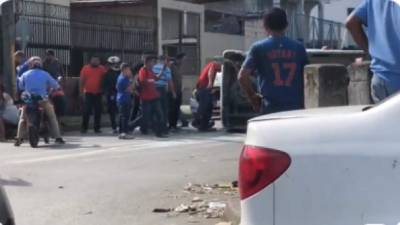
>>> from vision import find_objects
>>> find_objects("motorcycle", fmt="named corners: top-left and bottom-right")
top-left (21, 92), bottom-right (50, 148)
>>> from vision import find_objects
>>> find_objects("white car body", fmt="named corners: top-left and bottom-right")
top-left (240, 94), bottom-right (400, 225)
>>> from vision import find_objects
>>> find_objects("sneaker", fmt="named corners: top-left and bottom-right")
top-left (14, 138), bottom-right (23, 147)
top-left (94, 130), bottom-right (102, 134)
top-left (55, 138), bottom-right (66, 144)
top-left (119, 133), bottom-right (135, 140)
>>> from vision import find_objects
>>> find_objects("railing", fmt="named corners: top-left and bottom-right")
top-left (15, 0), bottom-right (157, 73)
top-left (288, 14), bottom-right (345, 49)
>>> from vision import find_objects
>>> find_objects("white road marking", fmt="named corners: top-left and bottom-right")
top-left (1, 138), bottom-right (235, 166)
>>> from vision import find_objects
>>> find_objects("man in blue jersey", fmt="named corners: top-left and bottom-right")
top-left (239, 8), bottom-right (308, 114)
top-left (346, 0), bottom-right (400, 103)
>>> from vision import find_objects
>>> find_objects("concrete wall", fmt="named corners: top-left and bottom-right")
top-left (202, 32), bottom-right (245, 63)
top-left (244, 19), bottom-right (266, 50)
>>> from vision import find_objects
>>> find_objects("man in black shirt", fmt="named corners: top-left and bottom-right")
top-left (103, 56), bottom-right (121, 134)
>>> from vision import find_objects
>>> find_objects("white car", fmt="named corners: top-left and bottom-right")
top-left (239, 94), bottom-right (400, 225)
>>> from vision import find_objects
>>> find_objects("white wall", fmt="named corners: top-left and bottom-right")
top-left (244, 19), bottom-right (266, 50)
top-left (311, 0), bottom-right (362, 23)
top-left (202, 32), bottom-right (245, 62)
top-left (157, 0), bottom-right (204, 56)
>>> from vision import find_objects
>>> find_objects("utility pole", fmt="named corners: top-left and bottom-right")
top-left (1, 0), bottom-right (16, 97)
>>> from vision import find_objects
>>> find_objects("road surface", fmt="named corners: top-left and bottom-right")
top-left (0, 129), bottom-right (244, 225)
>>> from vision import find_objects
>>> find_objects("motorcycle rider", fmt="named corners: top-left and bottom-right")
top-left (15, 56), bottom-right (66, 146)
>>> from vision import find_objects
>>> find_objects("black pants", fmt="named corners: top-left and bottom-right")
top-left (156, 87), bottom-right (168, 132)
top-left (168, 91), bottom-right (182, 128)
top-left (82, 93), bottom-right (102, 132)
top-left (106, 94), bottom-right (118, 130)
top-left (130, 95), bottom-right (141, 122)
top-left (52, 95), bottom-right (66, 117)
top-left (142, 99), bottom-right (164, 136)
top-left (196, 88), bottom-right (213, 130)
top-left (118, 101), bottom-right (132, 134)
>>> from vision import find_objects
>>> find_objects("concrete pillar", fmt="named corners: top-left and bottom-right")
top-left (304, 64), bottom-right (349, 108)
top-left (347, 62), bottom-right (373, 105)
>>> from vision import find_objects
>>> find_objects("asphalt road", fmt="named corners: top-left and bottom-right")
top-left (0, 129), bottom-right (244, 225)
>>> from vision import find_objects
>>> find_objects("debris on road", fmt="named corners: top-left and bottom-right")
top-left (175, 204), bottom-right (190, 213)
top-left (153, 208), bottom-right (172, 213)
top-left (215, 222), bottom-right (232, 225)
top-left (155, 182), bottom-right (238, 222)
top-left (192, 196), bottom-right (203, 202)
top-left (184, 182), bottom-right (238, 195)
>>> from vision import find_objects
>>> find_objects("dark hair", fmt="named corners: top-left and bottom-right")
top-left (120, 62), bottom-right (130, 71)
top-left (46, 49), bottom-right (55, 56)
top-left (144, 55), bottom-right (157, 64)
top-left (132, 62), bottom-right (144, 74)
top-left (263, 8), bottom-right (288, 32)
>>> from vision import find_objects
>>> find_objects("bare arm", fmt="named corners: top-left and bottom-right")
top-left (207, 67), bottom-right (217, 89)
top-left (238, 68), bottom-right (261, 112)
top-left (346, 14), bottom-right (369, 52)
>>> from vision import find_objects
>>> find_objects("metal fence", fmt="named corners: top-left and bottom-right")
top-left (287, 14), bottom-right (345, 49)
top-left (15, 0), bottom-right (157, 75)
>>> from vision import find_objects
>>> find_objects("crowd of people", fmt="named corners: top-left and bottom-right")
top-left (5, 46), bottom-right (221, 145)
top-left (79, 52), bottom-right (220, 139)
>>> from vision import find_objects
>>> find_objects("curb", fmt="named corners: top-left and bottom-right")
top-left (223, 198), bottom-right (241, 225)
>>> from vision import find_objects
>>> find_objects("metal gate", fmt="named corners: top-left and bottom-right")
top-left (16, 0), bottom-right (157, 76)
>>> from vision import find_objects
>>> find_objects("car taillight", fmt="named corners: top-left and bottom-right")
top-left (239, 145), bottom-right (291, 200)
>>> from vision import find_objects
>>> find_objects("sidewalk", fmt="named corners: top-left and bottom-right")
top-left (62, 105), bottom-right (194, 132)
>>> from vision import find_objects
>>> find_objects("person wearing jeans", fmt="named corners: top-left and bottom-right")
top-left (80, 56), bottom-right (107, 133)
top-left (153, 56), bottom-right (176, 134)
top-left (116, 63), bottom-right (134, 140)
top-left (195, 59), bottom-right (222, 131)
top-left (138, 55), bottom-right (167, 138)
top-left (346, 0), bottom-right (400, 103)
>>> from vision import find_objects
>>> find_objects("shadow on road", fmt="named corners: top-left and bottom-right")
top-left (0, 177), bottom-right (32, 187)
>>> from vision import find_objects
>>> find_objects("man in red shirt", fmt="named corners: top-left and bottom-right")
top-left (195, 59), bottom-right (222, 131)
top-left (80, 56), bottom-right (107, 134)
top-left (138, 55), bottom-right (167, 138)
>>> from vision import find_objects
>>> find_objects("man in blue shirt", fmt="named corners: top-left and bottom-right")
top-left (15, 56), bottom-right (65, 146)
top-left (346, 0), bottom-right (400, 103)
top-left (116, 63), bottom-right (134, 140)
top-left (152, 56), bottom-right (176, 133)
top-left (239, 8), bottom-right (308, 114)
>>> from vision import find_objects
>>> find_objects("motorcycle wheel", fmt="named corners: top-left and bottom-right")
top-left (28, 126), bottom-right (39, 148)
